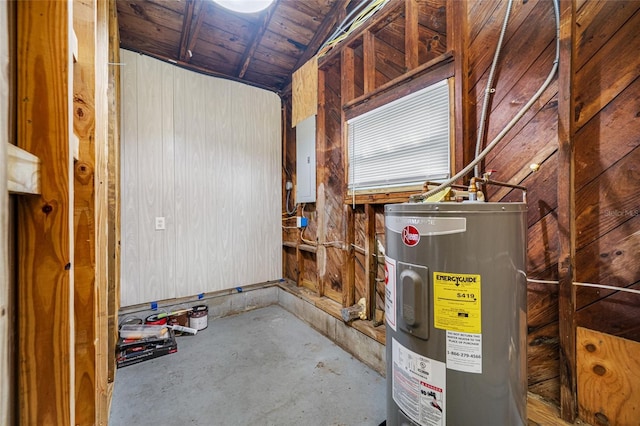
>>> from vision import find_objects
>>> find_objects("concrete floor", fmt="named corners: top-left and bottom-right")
top-left (110, 305), bottom-right (386, 425)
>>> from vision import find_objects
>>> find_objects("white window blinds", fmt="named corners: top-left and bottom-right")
top-left (347, 79), bottom-right (451, 191)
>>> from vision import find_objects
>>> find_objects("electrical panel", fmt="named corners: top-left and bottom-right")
top-left (296, 115), bottom-right (316, 203)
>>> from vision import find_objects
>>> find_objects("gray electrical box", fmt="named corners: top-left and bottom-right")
top-left (296, 115), bottom-right (316, 203)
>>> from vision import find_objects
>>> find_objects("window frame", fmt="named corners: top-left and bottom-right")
top-left (344, 78), bottom-right (456, 200)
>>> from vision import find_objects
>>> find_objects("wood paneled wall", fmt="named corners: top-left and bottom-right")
top-left (120, 50), bottom-right (282, 307)
top-left (282, 0), bottom-right (640, 419)
top-left (472, 0), bottom-right (640, 410)
top-left (572, 0), bottom-right (640, 340)
top-left (466, 0), bottom-right (562, 405)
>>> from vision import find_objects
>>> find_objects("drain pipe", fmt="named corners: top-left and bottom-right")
top-left (415, 0), bottom-right (560, 202)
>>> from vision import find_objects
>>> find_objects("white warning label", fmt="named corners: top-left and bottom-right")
top-left (392, 338), bottom-right (446, 426)
top-left (446, 331), bottom-right (482, 374)
top-left (385, 257), bottom-right (397, 331)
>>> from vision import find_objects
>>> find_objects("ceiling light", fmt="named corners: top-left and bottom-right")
top-left (212, 0), bottom-right (275, 14)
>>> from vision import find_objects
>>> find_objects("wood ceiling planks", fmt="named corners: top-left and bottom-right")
top-left (117, 0), bottom-right (348, 93)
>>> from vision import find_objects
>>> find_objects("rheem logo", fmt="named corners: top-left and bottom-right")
top-left (402, 225), bottom-right (420, 247)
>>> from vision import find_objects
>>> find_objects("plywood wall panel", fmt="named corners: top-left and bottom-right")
top-left (204, 79), bottom-right (230, 289)
top-left (161, 64), bottom-right (176, 301)
top-left (172, 67), bottom-right (188, 300)
top-left (577, 327), bottom-right (640, 425)
top-left (121, 50), bottom-right (140, 305)
top-left (230, 75), bottom-right (281, 289)
top-left (292, 56), bottom-right (318, 127)
top-left (186, 72), bottom-right (209, 295)
top-left (120, 51), bottom-right (282, 306)
top-left (136, 53), bottom-right (166, 302)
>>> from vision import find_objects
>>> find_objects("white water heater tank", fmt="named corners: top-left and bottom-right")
top-left (384, 202), bottom-right (527, 425)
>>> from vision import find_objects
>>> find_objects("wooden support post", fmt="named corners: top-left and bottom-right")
top-left (342, 204), bottom-right (355, 308)
top-left (73, 0), bottom-right (111, 423)
top-left (363, 31), bottom-right (376, 93)
top-left (17, 1), bottom-right (75, 424)
top-left (73, 1), bottom-right (97, 422)
top-left (405, 0), bottom-right (419, 71)
top-left (448, 0), bottom-right (469, 174)
top-left (341, 48), bottom-right (355, 104)
top-left (316, 69), bottom-right (327, 297)
top-left (107, 0), bottom-right (121, 388)
top-left (557, 0), bottom-right (577, 421)
top-left (364, 204), bottom-right (376, 319)
top-left (94, 0), bottom-right (110, 422)
top-left (0, 2), bottom-right (12, 424)
top-left (296, 204), bottom-right (304, 288)
top-left (340, 47), bottom-right (355, 308)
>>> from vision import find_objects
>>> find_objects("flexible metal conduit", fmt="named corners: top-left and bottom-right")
top-left (474, 0), bottom-right (514, 178)
top-left (418, 0), bottom-right (561, 200)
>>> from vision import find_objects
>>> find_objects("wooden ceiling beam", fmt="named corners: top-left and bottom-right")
top-left (237, 0), bottom-right (280, 79)
top-left (177, 0), bottom-right (196, 60)
top-left (184, 1), bottom-right (206, 63)
top-left (294, 0), bottom-right (345, 71)
top-left (178, 0), bottom-right (206, 63)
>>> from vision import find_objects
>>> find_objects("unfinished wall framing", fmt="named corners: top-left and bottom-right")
top-left (282, 0), bottom-right (640, 421)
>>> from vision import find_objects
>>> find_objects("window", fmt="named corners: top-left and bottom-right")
top-left (347, 79), bottom-right (451, 192)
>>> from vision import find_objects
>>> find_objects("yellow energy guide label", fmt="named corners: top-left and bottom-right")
top-left (433, 272), bottom-right (481, 334)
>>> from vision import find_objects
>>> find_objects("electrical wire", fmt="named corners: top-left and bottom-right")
top-left (418, 0), bottom-right (560, 200)
top-left (351, 243), bottom-right (365, 253)
top-left (300, 227), bottom-right (316, 245)
top-left (285, 189), bottom-right (297, 215)
top-left (574, 282), bottom-right (640, 296)
top-left (527, 278), bottom-right (640, 296)
top-left (297, 204), bottom-right (345, 248)
top-left (321, 0), bottom-right (370, 48)
top-left (474, 0), bottom-right (514, 178)
top-left (318, 0), bottom-right (390, 57)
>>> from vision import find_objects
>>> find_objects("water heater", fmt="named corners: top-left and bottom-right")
top-left (384, 202), bottom-right (527, 426)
